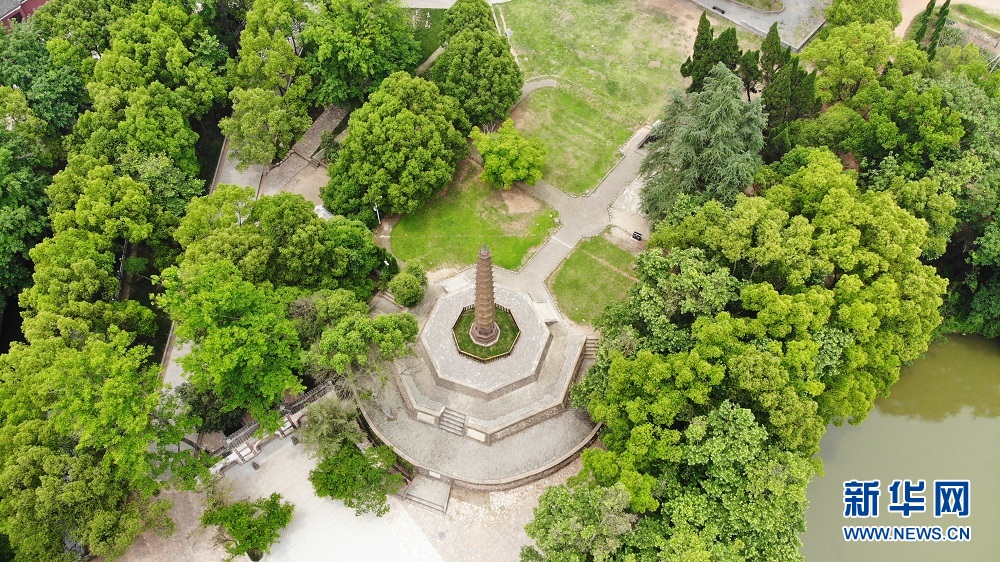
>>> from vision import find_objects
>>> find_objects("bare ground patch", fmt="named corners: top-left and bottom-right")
top-left (501, 186), bottom-right (543, 214)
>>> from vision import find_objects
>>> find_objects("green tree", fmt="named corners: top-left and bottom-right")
top-left (50, 163), bottom-right (155, 244)
top-left (18, 228), bottom-right (117, 318)
top-left (429, 28), bottom-right (522, 127)
top-left (223, 0), bottom-right (312, 170)
top-left (157, 260), bottom-right (304, 432)
top-left (230, 0), bottom-right (308, 92)
top-left (0, 22), bottom-right (85, 133)
top-left (300, 292), bottom-right (418, 384)
top-left (322, 72), bottom-right (469, 223)
top-left (761, 57), bottom-right (820, 161)
top-left (219, 86), bottom-right (312, 170)
top-left (737, 49), bottom-right (761, 101)
top-left (89, 0), bottom-right (227, 118)
top-left (309, 443), bottom-right (403, 516)
top-left (847, 73), bottom-right (964, 172)
top-left (0, 86), bottom-right (51, 310)
top-left (176, 186), bottom-right (384, 295)
top-left (0, 331), bottom-right (203, 561)
top-left (117, 150), bottom-right (205, 218)
top-left (927, 0), bottom-right (952, 61)
top-left (680, 12), bottom-right (714, 92)
top-left (640, 64), bottom-right (765, 222)
top-left (522, 479), bottom-right (637, 562)
top-left (825, 0), bottom-right (902, 28)
top-left (913, 0), bottom-right (936, 44)
top-left (800, 21), bottom-right (898, 103)
top-left (388, 262), bottom-right (428, 307)
top-left (176, 383), bottom-right (246, 434)
top-left (31, 0), bottom-right (127, 78)
top-left (201, 493), bottom-right (294, 561)
top-left (710, 28), bottom-right (741, 75)
top-left (470, 119), bottom-right (545, 190)
top-left (298, 395), bottom-right (365, 458)
top-left (442, 0), bottom-right (495, 39)
top-left (864, 157), bottom-right (956, 259)
top-left (303, 0), bottom-right (420, 105)
top-left (658, 402), bottom-right (813, 561)
top-left (759, 22), bottom-right (790, 87)
top-left (681, 21), bottom-right (742, 94)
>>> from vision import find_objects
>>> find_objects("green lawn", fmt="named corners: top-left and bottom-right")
top-left (513, 88), bottom-right (633, 194)
top-left (409, 8), bottom-right (447, 63)
top-left (549, 235), bottom-right (637, 325)
top-left (952, 4), bottom-right (1000, 33)
top-left (503, 0), bottom-right (762, 195)
top-left (503, 0), bottom-right (688, 193)
top-left (391, 160), bottom-right (558, 271)
top-left (453, 308), bottom-right (520, 360)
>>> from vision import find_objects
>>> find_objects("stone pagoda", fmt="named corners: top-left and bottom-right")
top-left (470, 245), bottom-right (500, 345)
top-left (360, 244), bottom-right (597, 499)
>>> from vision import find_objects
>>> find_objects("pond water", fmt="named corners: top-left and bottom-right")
top-left (801, 335), bottom-right (1000, 560)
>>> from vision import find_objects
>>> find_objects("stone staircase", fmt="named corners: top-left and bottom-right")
top-left (402, 474), bottom-right (452, 514)
top-left (583, 337), bottom-right (599, 360)
top-left (438, 408), bottom-right (466, 436)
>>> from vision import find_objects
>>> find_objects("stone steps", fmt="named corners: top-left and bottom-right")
top-left (439, 408), bottom-right (466, 435)
top-left (584, 338), bottom-right (599, 360)
top-left (402, 475), bottom-right (451, 514)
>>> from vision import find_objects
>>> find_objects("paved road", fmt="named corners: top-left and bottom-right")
top-left (689, 0), bottom-right (831, 50)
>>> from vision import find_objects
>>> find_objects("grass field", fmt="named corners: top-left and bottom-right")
top-left (513, 88), bottom-right (633, 194)
top-left (409, 9), bottom-right (447, 63)
top-left (952, 4), bottom-right (1000, 33)
top-left (453, 308), bottom-right (520, 360)
top-left (503, 0), bottom-right (689, 194)
top-left (391, 160), bottom-right (558, 271)
top-left (549, 235), bottom-right (637, 325)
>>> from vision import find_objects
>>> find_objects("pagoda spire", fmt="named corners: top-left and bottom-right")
top-left (471, 245), bottom-right (499, 345)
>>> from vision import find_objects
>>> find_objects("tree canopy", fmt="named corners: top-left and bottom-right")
top-left (429, 28), bottom-right (522, 128)
top-left (322, 72), bottom-right (469, 223)
top-left (303, 0), bottom-right (420, 105)
top-left (442, 0), bottom-right (495, 40)
top-left (825, 0), bottom-right (902, 28)
top-left (640, 64), bottom-right (765, 222)
top-left (470, 119), bottom-right (545, 190)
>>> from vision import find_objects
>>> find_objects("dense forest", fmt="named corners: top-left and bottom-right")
top-left (523, 1), bottom-right (1000, 560)
top-left (0, 0), bottom-right (527, 558)
top-left (0, 0), bottom-right (997, 560)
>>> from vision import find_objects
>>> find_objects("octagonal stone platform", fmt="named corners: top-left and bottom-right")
top-left (420, 286), bottom-right (551, 400)
top-left (363, 274), bottom-right (598, 489)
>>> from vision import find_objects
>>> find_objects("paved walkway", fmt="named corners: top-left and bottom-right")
top-left (689, 0), bottom-right (831, 50)
top-left (388, 123), bottom-right (650, 325)
top-left (503, 126), bottom-right (650, 289)
top-left (212, 138), bottom-right (265, 192)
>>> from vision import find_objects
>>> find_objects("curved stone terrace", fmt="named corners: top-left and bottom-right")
top-left (361, 379), bottom-right (598, 489)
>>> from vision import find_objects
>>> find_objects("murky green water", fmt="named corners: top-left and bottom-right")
top-left (801, 335), bottom-right (1000, 561)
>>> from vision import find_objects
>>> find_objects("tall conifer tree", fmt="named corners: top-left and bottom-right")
top-left (681, 12), bottom-right (715, 92)
top-left (913, 0), bottom-right (936, 44)
top-left (760, 22), bottom-right (790, 87)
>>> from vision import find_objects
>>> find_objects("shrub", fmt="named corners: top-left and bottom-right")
top-left (309, 442), bottom-right (404, 516)
top-left (389, 262), bottom-right (428, 307)
top-left (201, 493), bottom-right (295, 561)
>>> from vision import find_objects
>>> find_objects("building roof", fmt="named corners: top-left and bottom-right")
top-left (0, 0), bottom-right (23, 18)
